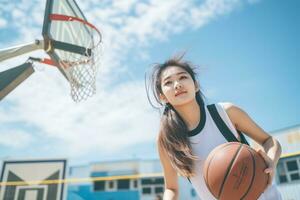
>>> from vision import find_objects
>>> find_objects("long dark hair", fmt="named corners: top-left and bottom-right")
top-left (145, 54), bottom-right (204, 177)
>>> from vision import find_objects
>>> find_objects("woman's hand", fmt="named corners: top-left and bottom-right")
top-left (257, 149), bottom-right (276, 187)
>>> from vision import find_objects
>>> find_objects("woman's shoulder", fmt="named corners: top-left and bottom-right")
top-left (211, 101), bottom-right (236, 111)
top-left (210, 102), bottom-right (245, 120)
top-left (213, 102), bottom-right (249, 126)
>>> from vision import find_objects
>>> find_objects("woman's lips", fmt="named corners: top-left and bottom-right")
top-left (175, 91), bottom-right (187, 97)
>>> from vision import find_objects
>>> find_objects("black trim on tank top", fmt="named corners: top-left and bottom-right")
top-left (188, 96), bottom-right (206, 137)
top-left (207, 104), bottom-right (249, 145)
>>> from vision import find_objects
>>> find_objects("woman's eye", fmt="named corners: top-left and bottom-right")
top-left (180, 76), bottom-right (188, 80)
top-left (164, 81), bottom-right (172, 85)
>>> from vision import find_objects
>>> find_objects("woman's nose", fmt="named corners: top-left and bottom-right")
top-left (174, 81), bottom-right (182, 89)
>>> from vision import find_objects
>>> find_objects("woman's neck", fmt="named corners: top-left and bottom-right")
top-left (173, 99), bottom-right (200, 131)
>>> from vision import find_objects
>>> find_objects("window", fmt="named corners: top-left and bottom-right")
top-left (94, 181), bottom-right (105, 191)
top-left (290, 173), bottom-right (300, 181)
top-left (154, 178), bottom-right (164, 184)
top-left (141, 178), bottom-right (152, 185)
top-left (142, 187), bottom-right (151, 194)
top-left (277, 157), bottom-right (300, 184)
top-left (141, 177), bottom-right (164, 196)
top-left (133, 180), bottom-right (138, 188)
top-left (141, 178), bottom-right (164, 185)
top-left (155, 186), bottom-right (164, 194)
top-left (108, 181), bottom-right (113, 188)
top-left (277, 162), bottom-right (287, 184)
top-left (279, 175), bottom-right (288, 183)
top-left (108, 181), bottom-right (115, 189)
top-left (117, 179), bottom-right (130, 190)
top-left (94, 179), bottom-right (137, 192)
top-left (105, 180), bottom-right (117, 191)
top-left (287, 160), bottom-right (298, 171)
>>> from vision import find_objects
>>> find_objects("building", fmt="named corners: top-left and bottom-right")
top-left (2, 124), bottom-right (299, 200)
top-left (271, 124), bottom-right (300, 199)
top-left (67, 159), bottom-right (198, 200)
top-left (67, 124), bottom-right (300, 200)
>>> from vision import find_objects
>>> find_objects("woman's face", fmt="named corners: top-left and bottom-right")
top-left (159, 66), bottom-right (198, 107)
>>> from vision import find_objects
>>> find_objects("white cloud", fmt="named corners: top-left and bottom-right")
top-left (0, 0), bottom-right (261, 162)
top-left (0, 18), bottom-right (7, 28)
top-left (0, 130), bottom-right (34, 148)
top-left (1, 74), bottom-right (160, 158)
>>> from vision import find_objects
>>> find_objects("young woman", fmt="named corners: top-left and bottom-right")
top-left (146, 55), bottom-right (282, 200)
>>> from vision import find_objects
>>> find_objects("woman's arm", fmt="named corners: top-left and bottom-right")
top-left (223, 103), bottom-right (282, 185)
top-left (157, 139), bottom-right (179, 200)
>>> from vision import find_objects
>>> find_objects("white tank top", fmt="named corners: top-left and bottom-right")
top-left (188, 102), bottom-right (282, 200)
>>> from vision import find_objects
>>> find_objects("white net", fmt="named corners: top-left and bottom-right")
top-left (52, 18), bottom-right (102, 102)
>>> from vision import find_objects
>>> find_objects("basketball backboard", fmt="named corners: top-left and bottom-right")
top-left (42, 0), bottom-right (94, 78)
top-left (0, 0), bottom-right (101, 102)
top-left (42, 0), bottom-right (101, 101)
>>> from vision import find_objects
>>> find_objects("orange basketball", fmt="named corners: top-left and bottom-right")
top-left (203, 142), bottom-right (269, 200)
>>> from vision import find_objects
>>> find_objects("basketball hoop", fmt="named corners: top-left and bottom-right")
top-left (47, 14), bottom-right (102, 102)
top-left (0, 0), bottom-right (103, 102)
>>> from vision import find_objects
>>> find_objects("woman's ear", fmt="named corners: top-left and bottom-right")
top-left (195, 83), bottom-right (200, 92)
top-left (159, 93), bottom-right (168, 104)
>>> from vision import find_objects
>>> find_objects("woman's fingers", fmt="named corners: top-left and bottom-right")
top-left (257, 150), bottom-right (274, 186)
top-left (265, 168), bottom-right (273, 185)
top-left (264, 168), bottom-right (272, 173)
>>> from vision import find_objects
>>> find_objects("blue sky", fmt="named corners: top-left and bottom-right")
top-left (142, 0), bottom-right (300, 131)
top-left (0, 0), bottom-right (299, 166)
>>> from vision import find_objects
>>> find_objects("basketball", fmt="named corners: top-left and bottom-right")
top-left (203, 142), bottom-right (269, 200)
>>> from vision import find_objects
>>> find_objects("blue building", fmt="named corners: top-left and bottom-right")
top-left (67, 124), bottom-right (300, 200)
top-left (67, 159), bottom-right (198, 200)
top-left (251, 124), bottom-right (300, 199)
top-left (1, 126), bottom-right (299, 200)
top-left (271, 124), bottom-right (300, 199)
